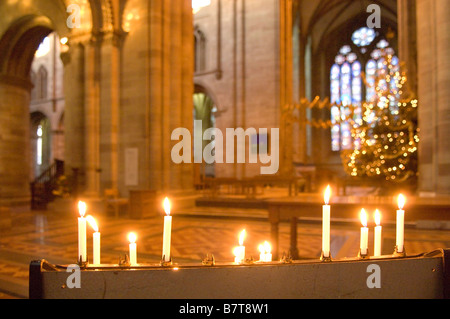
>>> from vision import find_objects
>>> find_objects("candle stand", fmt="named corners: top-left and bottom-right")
top-left (393, 246), bottom-right (407, 258)
top-left (30, 249), bottom-right (450, 299)
top-left (320, 251), bottom-right (332, 263)
top-left (357, 249), bottom-right (370, 260)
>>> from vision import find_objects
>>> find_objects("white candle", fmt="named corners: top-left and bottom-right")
top-left (128, 232), bottom-right (137, 265)
top-left (374, 209), bottom-right (382, 257)
top-left (162, 197), bottom-right (172, 262)
top-left (77, 201), bottom-right (87, 263)
top-left (86, 215), bottom-right (100, 265)
top-left (396, 194), bottom-right (406, 253)
top-left (258, 241), bottom-right (272, 262)
top-left (360, 209), bottom-right (369, 256)
top-left (322, 185), bottom-right (331, 258)
top-left (234, 229), bottom-right (246, 263)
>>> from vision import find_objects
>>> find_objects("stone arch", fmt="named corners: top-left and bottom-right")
top-left (193, 83), bottom-right (219, 179)
top-left (0, 0), bottom-right (93, 208)
top-left (0, 15), bottom-right (53, 84)
top-left (30, 111), bottom-right (52, 178)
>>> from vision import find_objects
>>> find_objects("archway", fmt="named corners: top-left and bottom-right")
top-left (0, 15), bottom-right (54, 208)
top-left (193, 84), bottom-right (218, 184)
top-left (0, 0), bottom-right (95, 208)
top-left (30, 112), bottom-right (52, 179)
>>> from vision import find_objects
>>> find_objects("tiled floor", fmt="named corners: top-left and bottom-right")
top-left (1, 203), bottom-right (450, 299)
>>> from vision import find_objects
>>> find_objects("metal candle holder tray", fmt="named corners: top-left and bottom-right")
top-left (29, 249), bottom-right (450, 299)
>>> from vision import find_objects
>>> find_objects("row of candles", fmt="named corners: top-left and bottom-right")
top-left (77, 197), bottom-right (172, 266)
top-left (322, 186), bottom-right (406, 259)
top-left (76, 187), bottom-right (407, 266)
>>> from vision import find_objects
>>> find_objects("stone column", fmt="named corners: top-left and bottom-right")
top-left (279, 0), bottom-right (294, 175)
top-left (99, 31), bottom-right (123, 193)
top-left (180, 0), bottom-right (194, 190)
top-left (84, 35), bottom-right (102, 197)
top-left (397, 0), bottom-right (418, 95)
top-left (148, 0), bottom-right (194, 192)
top-left (416, 0), bottom-right (450, 195)
top-left (62, 44), bottom-right (85, 181)
top-left (0, 76), bottom-right (31, 208)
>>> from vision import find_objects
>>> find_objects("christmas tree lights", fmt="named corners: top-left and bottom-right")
top-left (340, 50), bottom-right (419, 183)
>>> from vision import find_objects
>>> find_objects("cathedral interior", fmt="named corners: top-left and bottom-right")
top-left (0, 0), bottom-right (449, 299)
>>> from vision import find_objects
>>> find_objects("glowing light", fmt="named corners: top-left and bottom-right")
top-left (360, 209), bottom-right (368, 227)
top-left (192, 0), bottom-right (211, 14)
top-left (78, 201), bottom-right (86, 217)
top-left (374, 209), bottom-right (381, 226)
top-left (397, 194), bottom-right (406, 210)
top-left (86, 215), bottom-right (98, 232)
top-left (163, 197), bottom-right (171, 216)
top-left (238, 229), bottom-right (246, 246)
top-left (324, 185), bottom-right (331, 205)
top-left (128, 232), bottom-right (137, 244)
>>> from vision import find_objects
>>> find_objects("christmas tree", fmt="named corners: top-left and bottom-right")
top-left (340, 51), bottom-right (419, 183)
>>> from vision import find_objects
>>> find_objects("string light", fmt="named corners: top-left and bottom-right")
top-left (340, 50), bottom-right (419, 183)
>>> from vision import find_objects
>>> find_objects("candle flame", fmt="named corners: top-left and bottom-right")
top-left (163, 197), bottom-right (171, 216)
top-left (397, 194), bottom-right (406, 210)
top-left (86, 215), bottom-right (98, 232)
top-left (259, 241), bottom-right (271, 254)
top-left (78, 201), bottom-right (86, 217)
top-left (128, 232), bottom-right (137, 244)
top-left (324, 185), bottom-right (331, 205)
top-left (360, 209), bottom-right (368, 227)
top-left (374, 209), bottom-right (381, 226)
top-left (238, 229), bottom-right (246, 246)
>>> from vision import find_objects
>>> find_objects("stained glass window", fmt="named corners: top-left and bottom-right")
top-left (330, 46), bottom-right (362, 151)
top-left (331, 36), bottom-right (398, 151)
top-left (352, 27), bottom-right (376, 47)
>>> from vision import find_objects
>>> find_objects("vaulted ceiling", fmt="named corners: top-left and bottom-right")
top-left (293, 0), bottom-right (398, 53)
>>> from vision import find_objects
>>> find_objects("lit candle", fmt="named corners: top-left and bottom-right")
top-left (86, 215), bottom-right (100, 265)
top-left (233, 229), bottom-right (246, 263)
top-left (162, 197), bottom-right (172, 262)
top-left (322, 185), bottom-right (331, 258)
top-left (396, 194), bottom-right (406, 253)
top-left (258, 241), bottom-right (272, 262)
top-left (360, 209), bottom-right (369, 256)
top-left (374, 209), bottom-right (382, 257)
top-left (128, 232), bottom-right (137, 265)
top-left (78, 201), bottom-right (87, 263)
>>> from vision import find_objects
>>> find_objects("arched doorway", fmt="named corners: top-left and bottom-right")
top-left (0, 15), bottom-right (54, 208)
top-left (193, 84), bottom-right (218, 184)
top-left (30, 112), bottom-right (52, 179)
top-left (0, 0), bottom-right (91, 208)
top-left (29, 31), bottom-right (66, 180)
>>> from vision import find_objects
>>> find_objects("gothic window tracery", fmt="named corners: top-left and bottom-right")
top-left (330, 27), bottom-right (398, 152)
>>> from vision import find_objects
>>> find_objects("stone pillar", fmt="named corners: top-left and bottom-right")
top-left (148, 0), bottom-right (194, 192)
top-left (84, 36), bottom-right (102, 197)
top-left (99, 32), bottom-right (123, 193)
top-left (0, 76), bottom-right (31, 207)
top-left (279, 0), bottom-right (294, 175)
top-left (180, 0), bottom-right (194, 190)
top-left (397, 0), bottom-right (418, 94)
top-left (416, 0), bottom-right (450, 195)
top-left (62, 44), bottom-right (85, 181)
